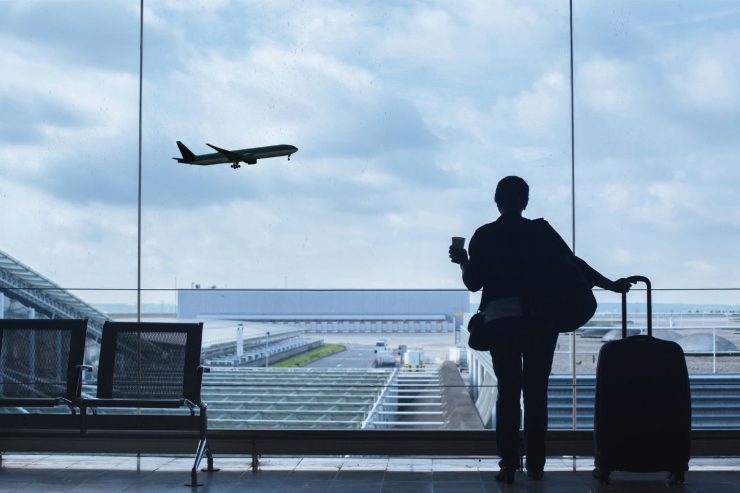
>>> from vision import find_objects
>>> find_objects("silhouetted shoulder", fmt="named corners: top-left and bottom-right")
top-left (472, 221), bottom-right (499, 237)
top-left (532, 217), bottom-right (553, 228)
top-left (528, 218), bottom-right (559, 237)
top-left (468, 222), bottom-right (496, 255)
top-left (470, 220), bottom-right (507, 247)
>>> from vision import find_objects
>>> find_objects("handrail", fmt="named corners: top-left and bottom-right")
top-left (2, 429), bottom-right (738, 463)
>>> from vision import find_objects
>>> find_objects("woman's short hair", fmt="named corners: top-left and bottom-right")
top-left (494, 176), bottom-right (529, 211)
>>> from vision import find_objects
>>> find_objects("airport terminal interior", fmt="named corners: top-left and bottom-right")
top-left (2, 1), bottom-right (740, 492)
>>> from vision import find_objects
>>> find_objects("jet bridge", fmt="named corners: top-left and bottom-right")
top-left (0, 250), bottom-right (109, 341)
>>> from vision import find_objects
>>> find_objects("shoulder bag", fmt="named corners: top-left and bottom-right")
top-left (522, 219), bottom-right (597, 333)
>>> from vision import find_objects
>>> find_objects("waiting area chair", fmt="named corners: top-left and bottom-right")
top-left (0, 318), bottom-right (88, 428)
top-left (81, 321), bottom-right (214, 486)
top-left (0, 319), bottom-right (214, 487)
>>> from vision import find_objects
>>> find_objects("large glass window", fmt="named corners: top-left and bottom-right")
top-left (1, 0), bottom-right (738, 435)
top-left (0, 1), bottom-right (139, 303)
top-left (138, 1), bottom-right (571, 430)
top-left (140, 1), bottom-right (572, 292)
top-left (570, 1), bottom-right (740, 428)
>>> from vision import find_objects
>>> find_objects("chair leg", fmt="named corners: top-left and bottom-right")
top-left (187, 469), bottom-right (200, 488)
top-left (185, 439), bottom-right (207, 487)
top-left (250, 439), bottom-right (261, 471)
top-left (201, 442), bottom-right (220, 472)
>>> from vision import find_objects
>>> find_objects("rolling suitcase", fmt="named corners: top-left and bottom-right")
top-left (593, 276), bottom-right (691, 484)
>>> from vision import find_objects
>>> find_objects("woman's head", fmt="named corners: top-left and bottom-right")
top-left (494, 176), bottom-right (529, 214)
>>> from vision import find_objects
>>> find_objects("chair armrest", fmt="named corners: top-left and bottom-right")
top-left (73, 365), bottom-right (94, 400)
top-left (54, 397), bottom-right (77, 414)
top-left (182, 398), bottom-right (208, 416)
top-left (183, 398), bottom-right (196, 415)
top-left (82, 398), bottom-right (191, 409)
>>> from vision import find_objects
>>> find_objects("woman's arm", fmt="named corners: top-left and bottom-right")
top-left (540, 219), bottom-right (633, 294)
top-left (573, 257), bottom-right (633, 293)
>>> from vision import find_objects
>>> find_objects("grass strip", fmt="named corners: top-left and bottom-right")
top-left (271, 343), bottom-right (346, 368)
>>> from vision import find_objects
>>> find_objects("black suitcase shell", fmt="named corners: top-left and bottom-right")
top-left (593, 276), bottom-right (691, 483)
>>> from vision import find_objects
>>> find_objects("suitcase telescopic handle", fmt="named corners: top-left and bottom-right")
top-left (621, 275), bottom-right (652, 338)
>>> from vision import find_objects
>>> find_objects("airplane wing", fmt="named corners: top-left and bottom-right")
top-left (206, 143), bottom-right (244, 161)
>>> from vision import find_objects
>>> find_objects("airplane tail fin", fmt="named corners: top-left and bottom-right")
top-left (176, 141), bottom-right (196, 162)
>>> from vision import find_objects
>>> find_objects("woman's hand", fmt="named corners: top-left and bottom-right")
top-left (449, 246), bottom-right (468, 265)
top-left (610, 277), bottom-right (635, 293)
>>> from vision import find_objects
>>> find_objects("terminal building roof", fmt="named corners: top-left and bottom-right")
top-left (0, 249), bottom-right (109, 340)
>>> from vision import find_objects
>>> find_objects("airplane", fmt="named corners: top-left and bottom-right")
top-left (174, 141), bottom-right (298, 169)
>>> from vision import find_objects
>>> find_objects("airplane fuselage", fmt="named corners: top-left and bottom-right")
top-left (175, 143), bottom-right (298, 166)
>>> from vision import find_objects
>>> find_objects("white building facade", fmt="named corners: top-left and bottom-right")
top-left (177, 290), bottom-right (469, 334)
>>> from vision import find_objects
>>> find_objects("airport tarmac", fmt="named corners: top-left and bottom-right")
top-left (307, 323), bottom-right (740, 375)
top-left (303, 345), bottom-right (377, 369)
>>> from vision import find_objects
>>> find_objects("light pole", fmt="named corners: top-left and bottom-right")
top-left (236, 323), bottom-right (244, 360)
top-left (265, 331), bottom-right (270, 368)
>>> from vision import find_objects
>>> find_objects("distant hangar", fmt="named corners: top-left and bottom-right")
top-left (177, 289), bottom-right (469, 333)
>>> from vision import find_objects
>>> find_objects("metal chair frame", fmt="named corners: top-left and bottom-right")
top-left (80, 321), bottom-right (215, 486)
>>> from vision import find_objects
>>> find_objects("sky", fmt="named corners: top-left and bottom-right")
top-left (1, 0), bottom-right (739, 306)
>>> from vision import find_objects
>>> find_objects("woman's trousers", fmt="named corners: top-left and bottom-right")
top-left (488, 318), bottom-right (559, 471)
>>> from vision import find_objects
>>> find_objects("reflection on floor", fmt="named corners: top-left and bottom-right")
top-left (0, 455), bottom-right (738, 492)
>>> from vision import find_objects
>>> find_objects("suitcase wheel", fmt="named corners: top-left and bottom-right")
top-left (668, 471), bottom-right (685, 484)
top-left (592, 467), bottom-right (610, 484)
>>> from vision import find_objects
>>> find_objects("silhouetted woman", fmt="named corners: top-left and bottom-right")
top-left (449, 176), bottom-right (632, 483)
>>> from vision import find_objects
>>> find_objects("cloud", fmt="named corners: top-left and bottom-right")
top-left (151, 0), bottom-right (231, 13)
top-left (601, 182), bottom-right (630, 212)
top-left (486, 71), bottom-right (569, 147)
top-left (0, 41), bottom-right (139, 197)
top-left (0, 1), bottom-right (139, 71)
top-left (0, 96), bottom-right (85, 144)
top-left (0, 0), bottom-right (568, 211)
top-left (685, 259), bottom-right (718, 275)
top-left (135, 187), bottom-right (475, 290)
top-left (0, 180), bottom-right (138, 295)
top-left (670, 55), bottom-right (740, 112)
top-left (134, 39), bottom-right (447, 206)
top-left (165, 45), bottom-right (439, 161)
top-left (308, 94), bottom-right (440, 159)
top-left (580, 58), bottom-right (640, 115)
top-left (271, 0), bottom-right (549, 70)
top-left (589, 174), bottom-right (710, 234)
top-left (510, 72), bottom-right (568, 133)
top-left (1, 0), bottom-right (739, 299)
top-left (613, 248), bottom-right (633, 265)
top-left (510, 147), bottom-right (554, 163)
top-left (0, 43), bottom-right (142, 204)
top-left (652, 26), bottom-right (740, 114)
top-left (0, 7), bottom-right (444, 207)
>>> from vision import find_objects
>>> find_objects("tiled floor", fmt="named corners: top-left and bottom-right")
top-left (0, 455), bottom-right (738, 492)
